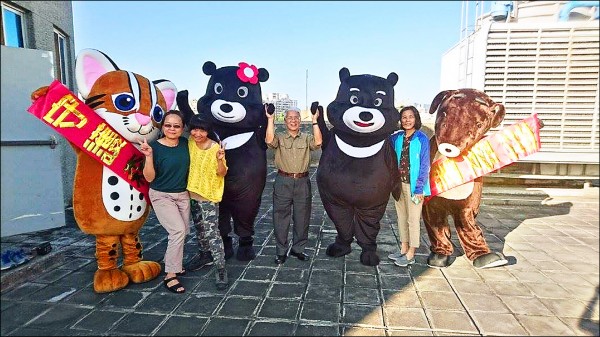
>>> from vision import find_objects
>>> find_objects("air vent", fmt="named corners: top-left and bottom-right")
top-left (484, 26), bottom-right (599, 152)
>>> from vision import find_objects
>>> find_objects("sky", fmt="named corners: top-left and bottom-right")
top-left (72, 1), bottom-right (490, 110)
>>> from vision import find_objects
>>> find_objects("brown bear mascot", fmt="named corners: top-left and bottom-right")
top-left (423, 88), bottom-right (509, 269)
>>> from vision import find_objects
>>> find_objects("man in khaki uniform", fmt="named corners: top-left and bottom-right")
top-left (265, 106), bottom-right (322, 264)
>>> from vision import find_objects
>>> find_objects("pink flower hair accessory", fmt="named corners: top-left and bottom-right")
top-left (237, 62), bottom-right (259, 85)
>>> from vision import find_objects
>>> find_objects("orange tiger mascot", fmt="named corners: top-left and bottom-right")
top-left (31, 49), bottom-right (177, 293)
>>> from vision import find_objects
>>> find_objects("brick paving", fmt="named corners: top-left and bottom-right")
top-left (1, 166), bottom-right (598, 336)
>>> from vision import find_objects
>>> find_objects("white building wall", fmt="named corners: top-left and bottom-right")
top-left (440, 21), bottom-right (490, 90)
top-left (440, 2), bottom-right (599, 168)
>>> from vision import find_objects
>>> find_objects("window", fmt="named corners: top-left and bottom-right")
top-left (53, 29), bottom-right (69, 86)
top-left (1, 3), bottom-right (26, 47)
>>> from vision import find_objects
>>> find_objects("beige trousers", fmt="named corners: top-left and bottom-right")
top-left (394, 182), bottom-right (424, 248)
top-left (149, 188), bottom-right (190, 274)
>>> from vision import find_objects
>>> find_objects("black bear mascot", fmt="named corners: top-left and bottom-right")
top-left (177, 61), bottom-right (269, 261)
top-left (313, 67), bottom-right (400, 266)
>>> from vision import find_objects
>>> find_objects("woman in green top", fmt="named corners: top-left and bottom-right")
top-left (140, 110), bottom-right (190, 294)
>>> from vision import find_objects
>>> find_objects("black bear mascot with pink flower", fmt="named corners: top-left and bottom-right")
top-left (177, 62), bottom-right (270, 261)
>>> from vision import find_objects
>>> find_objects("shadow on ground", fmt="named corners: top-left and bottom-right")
top-left (1, 166), bottom-right (598, 336)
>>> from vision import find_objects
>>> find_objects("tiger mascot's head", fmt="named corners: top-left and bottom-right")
top-left (75, 49), bottom-right (177, 145)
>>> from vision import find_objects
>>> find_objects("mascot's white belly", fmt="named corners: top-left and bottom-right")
top-left (101, 166), bottom-right (147, 221)
top-left (433, 151), bottom-right (474, 200)
top-left (222, 131), bottom-right (253, 150)
top-left (335, 135), bottom-right (385, 158)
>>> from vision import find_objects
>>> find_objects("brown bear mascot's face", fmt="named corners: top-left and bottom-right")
top-left (429, 88), bottom-right (505, 157)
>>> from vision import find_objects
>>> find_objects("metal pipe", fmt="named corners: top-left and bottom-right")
top-left (1, 136), bottom-right (57, 149)
top-left (558, 1), bottom-right (600, 21)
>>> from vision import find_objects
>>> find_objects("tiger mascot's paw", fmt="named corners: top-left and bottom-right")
top-left (30, 86), bottom-right (49, 101)
top-left (93, 269), bottom-right (129, 293)
top-left (122, 260), bottom-right (161, 283)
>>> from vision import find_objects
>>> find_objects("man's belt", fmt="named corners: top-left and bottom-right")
top-left (278, 169), bottom-right (308, 179)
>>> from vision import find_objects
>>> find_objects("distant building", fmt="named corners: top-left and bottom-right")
top-left (396, 103), bottom-right (434, 122)
top-left (265, 93), bottom-right (299, 120)
top-left (1, 0), bottom-right (76, 236)
top-left (441, 0), bottom-right (599, 182)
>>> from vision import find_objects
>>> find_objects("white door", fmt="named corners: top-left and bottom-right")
top-left (1, 46), bottom-right (66, 237)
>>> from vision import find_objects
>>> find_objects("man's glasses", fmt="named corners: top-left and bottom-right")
top-left (163, 124), bottom-right (182, 129)
top-left (285, 117), bottom-right (300, 121)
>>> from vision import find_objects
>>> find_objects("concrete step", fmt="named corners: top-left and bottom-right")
top-left (481, 185), bottom-right (599, 207)
top-left (1, 249), bottom-right (66, 293)
top-left (484, 173), bottom-right (598, 188)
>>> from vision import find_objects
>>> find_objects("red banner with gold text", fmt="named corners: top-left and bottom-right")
top-left (429, 114), bottom-right (541, 197)
top-left (27, 80), bottom-right (149, 201)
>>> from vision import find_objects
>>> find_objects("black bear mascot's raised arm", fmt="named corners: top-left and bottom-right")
top-left (313, 67), bottom-right (400, 266)
top-left (177, 61), bottom-right (269, 261)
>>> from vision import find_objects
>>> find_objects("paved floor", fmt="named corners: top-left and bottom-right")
top-left (1, 167), bottom-right (598, 336)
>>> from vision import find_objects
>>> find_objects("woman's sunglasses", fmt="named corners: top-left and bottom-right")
top-left (163, 124), bottom-right (182, 129)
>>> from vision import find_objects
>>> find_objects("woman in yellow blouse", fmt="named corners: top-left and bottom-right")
top-left (185, 115), bottom-right (229, 290)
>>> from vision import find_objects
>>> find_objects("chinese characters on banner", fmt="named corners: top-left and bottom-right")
top-left (429, 114), bottom-right (542, 197)
top-left (28, 80), bottom-right (149, 201)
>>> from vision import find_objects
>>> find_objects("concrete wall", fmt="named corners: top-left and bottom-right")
top-left (11, 0), bottom-right (75, 91)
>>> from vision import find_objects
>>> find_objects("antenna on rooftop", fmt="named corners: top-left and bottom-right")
top-left (305, 69), bottom-right (308, 113)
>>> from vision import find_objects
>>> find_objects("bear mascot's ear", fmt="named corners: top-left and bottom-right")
top-left (490, 103), bottom-right (506, 128)
top-left (203, 61), bottom-right (217, 76)
top-left (75, 48), bottom-right (119, 99)
top-left (339, 67), bottom-right (351, 81)
top-left (386, 72), bottom-right (398, 86)
top-left (429, 90), bottom-right (457, 114)
top-left (257, 68), bottom-right (269, 83)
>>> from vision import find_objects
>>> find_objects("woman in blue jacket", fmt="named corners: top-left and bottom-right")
top-left (389, 106), bottom-right (431, 267)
